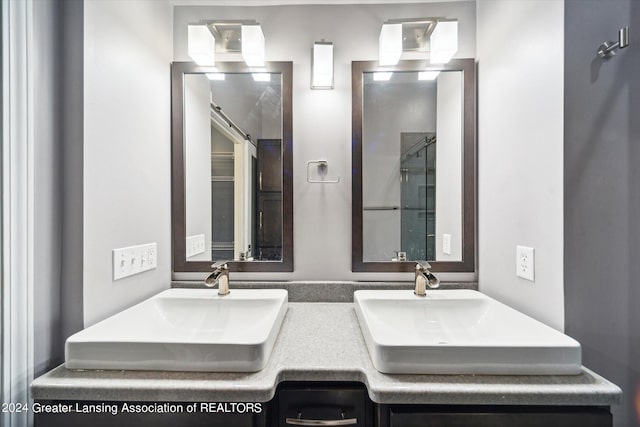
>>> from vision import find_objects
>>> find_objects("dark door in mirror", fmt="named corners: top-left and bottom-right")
top-left (256, 139), bottom-right (283, 260)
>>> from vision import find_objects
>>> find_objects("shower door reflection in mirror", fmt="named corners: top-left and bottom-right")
top-left (362, 70), bottom-right (463, 263)
top-left (400, 132), bottom-right (437, 261)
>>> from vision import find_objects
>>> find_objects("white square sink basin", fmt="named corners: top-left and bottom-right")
top-left (65, 288), bottom-right (288, 372)
top-left (354, 289), bottom-right (581, 375)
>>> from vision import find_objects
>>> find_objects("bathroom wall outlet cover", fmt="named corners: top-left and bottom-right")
top-left (516, 245), bottom-right (535, 281)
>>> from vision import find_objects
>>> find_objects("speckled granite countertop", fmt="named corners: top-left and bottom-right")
top-left (31, 302), bottom-right (621, 406)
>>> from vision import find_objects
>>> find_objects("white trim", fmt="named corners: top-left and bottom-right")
top-left (1, 0), bottom-right (35, 425)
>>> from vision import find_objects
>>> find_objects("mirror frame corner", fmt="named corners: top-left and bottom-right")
top-left (171, 61), bottom-right (294, 273)
top-left (351, 58), bottom-right (476, 273)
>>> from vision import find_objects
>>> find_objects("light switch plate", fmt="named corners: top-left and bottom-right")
top-left (442, 233), bottom-right (452, 255)
top-left (186, 234), bottom-right (206, 258)
top-left (516, 245), bottom-right (535, 281)
top-left (113, 242), bottom-right (157, 281)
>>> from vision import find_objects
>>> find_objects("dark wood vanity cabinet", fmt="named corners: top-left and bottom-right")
top-left (33, 400), bottom-right (270, 427)
top-left (32, 400), bottom-right (613, 427)
top-left (377, 404), bottom-right (612, 427)
top-left (275, 383), bottom-right (373, 427)
top-left (33, 387), bottom-right (613, 427)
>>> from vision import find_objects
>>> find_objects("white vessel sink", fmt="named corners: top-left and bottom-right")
top-left (354, 289), bottom-right (581, 375)
top-left (66, 288), bottom-right (288, 372)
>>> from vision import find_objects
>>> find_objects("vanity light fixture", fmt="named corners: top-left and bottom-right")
top-left (195, 21), bottom-right (266, 67)
top-left (373, 72), bottom-right (393, 81)
top-left (206, 73), bottom-right (225, 81)
top-left (377, 18), bottom-right (458, 66)
top-left (241, 24), bottom-right (266, 66)
top-left (418, 70), bottom-right (440, 80)
top-left (430, 20), bottom-right (458, 64)
top-left (188, 24), bottom-right (216, 66)
top-left (379, 23), bottom-right (402, 66)
top-left (252, 73), bottom-right (271, 82)
top-left (311, 41), bottom-right (334, 89)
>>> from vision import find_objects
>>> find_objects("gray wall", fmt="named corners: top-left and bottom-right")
top-left (184, 74), bottom-right (212, 261)
top-left (82, 0), bottom-right (173, 326)
top-left (32, 0), bottom-right (84, 376)
top-left (59, 0), bottom-right (84, 365)
top-left (564, 1), bottom-right (640, 426)
top-left (476, 0), bottom-right (565, 330)
top-left (33, 0), bottom-right (63, 375)
top-left (435, 72), bottom-right (462, 261)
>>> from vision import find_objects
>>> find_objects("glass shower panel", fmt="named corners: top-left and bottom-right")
top-left (400, 133), bottom-right (436, 260)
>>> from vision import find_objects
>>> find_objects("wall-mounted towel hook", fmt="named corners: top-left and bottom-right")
top-left (306, 160), bottom-right (340, 184)
top-left (598, 26), bottom-right (630, 59)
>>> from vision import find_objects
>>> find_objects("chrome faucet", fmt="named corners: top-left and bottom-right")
top-left (204, 261), bottom-right (230, 296)
top-left (414, 261), bottom-right (440, 296)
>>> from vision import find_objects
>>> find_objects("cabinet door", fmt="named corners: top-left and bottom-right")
top-left (34, 401), bottom-right (268, 427)
top-left (277, 385), bottom-right (372, 427)
top-left (258, 139), bottom-right (282, 192)
top-left (388, 406), bottom-right (612, 427)
top-left (256, 193), bottom-right (282, 260)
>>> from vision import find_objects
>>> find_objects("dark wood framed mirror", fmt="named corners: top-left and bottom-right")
top-left (352, 59), bottom-right (475, 272)
top-left (172, 61), bottom-right (293, 273)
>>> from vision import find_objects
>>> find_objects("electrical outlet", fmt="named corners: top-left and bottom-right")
top-left (516, 245), bottom-right (535, 281)
top-left (442, 233), bottom-right (452, 255)
top-left (112, 242), bottom-right (158, 281)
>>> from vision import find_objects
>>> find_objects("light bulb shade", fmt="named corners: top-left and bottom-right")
top-left (252, 73), bottom-right (271, 82)
top-left (206, 73), bottom-right (225, 81)
top-left (241, 25), bottom-right (265, 67)
top-left (373, 72), bottom-right (393, 81)
top-left (418, 70), bottom-right (440, 80)
top-left (430, 20), bottom-right (458, 64)
top-left (379, 23), bottom-right (402, 66)
top-left (188, 25), bottom-right (216, 66)
top-left (311, 42), bottom-right (334, 89)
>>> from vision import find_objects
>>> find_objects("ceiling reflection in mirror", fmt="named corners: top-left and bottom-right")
top-left (183, 72), bottom-right (282, 263)
top-left (362, 70), bottom-right (462, 263)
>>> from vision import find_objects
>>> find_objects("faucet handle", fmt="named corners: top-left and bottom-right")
top-left (394, 251), bottom-right (407, 262)
top-left (210, 260), bottom-right (229, 271)
top-left (415, 260), bottom-right (432, 271)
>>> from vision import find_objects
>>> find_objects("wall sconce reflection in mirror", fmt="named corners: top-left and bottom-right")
top-left (598, 26), bottom-right (630, 59)
top-left (378, 18), bottom-right (458, 66)
top-left (187, 21), bottom-right (266, 67)
top-left (311, 41), bottom-right (334, 89)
